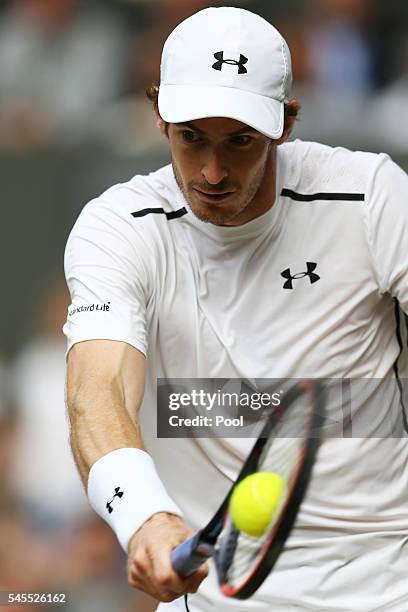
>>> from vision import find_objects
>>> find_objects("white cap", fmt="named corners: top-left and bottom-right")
top-left (158, 7), bottom-right (292, 139)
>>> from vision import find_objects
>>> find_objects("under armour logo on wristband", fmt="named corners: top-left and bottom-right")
top-left (106, 487), bottom-right (124, 514)
top-left (212, 51), bottom-right (248, 74)
top-left (281, 262), bottom-right (320, 290)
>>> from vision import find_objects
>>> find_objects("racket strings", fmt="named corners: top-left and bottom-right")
top-left (219, 397), bottom-right (310, 588)
top-left (224, 439), bottom-right (302, 584)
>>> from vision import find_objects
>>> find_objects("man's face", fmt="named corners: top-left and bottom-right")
top-left (168, 117), bottom-right (274, 226)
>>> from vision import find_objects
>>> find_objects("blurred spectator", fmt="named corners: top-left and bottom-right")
top-left (90, 95), bottom-right (167, 156)
top-left (367, 75), bottom-right (408, 154)
top-left (0, 356), bottom-right (17, 544)
top-left (365, 2), bottom-right (408, 154)
top-left (370, 1), bottom-right (408, 88)
top-left (9, 275), bottom-right (89, 527)
top-left (3, 271), bottom-right (160, 609)
top-left (90, 0), bottom-right (214, 155)
top-left (130, 0), bottom-right (214, 91)
top-left (0, 0), bottom-right (129, 149)
top-left (305, 0), bottom-right (375, 96)
top-left (0, 359), bottom-right (14, 496)
top-left (287, 0), bottom-right (381, 149)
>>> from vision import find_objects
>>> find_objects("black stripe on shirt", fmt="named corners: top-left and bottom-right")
top-left (393, 298), bottom-right (408, 434)
top-left (281, 189), bottom-right (365, 202)
top-left (131, 207), bottom-right (188, 220)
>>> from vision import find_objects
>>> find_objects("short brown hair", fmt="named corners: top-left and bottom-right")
top-left (146, 83), bottom-right (160, 112)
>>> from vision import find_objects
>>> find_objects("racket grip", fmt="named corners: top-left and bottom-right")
top-left (171, 532), bottom-right (213, 577)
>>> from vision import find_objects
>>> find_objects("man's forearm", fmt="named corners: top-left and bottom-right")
top-left (64, 341), bottom-right (178, 554)
top-left (67, 377), bottom-right (143, 487)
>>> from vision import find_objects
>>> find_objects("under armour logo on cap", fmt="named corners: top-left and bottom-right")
top-left (158, 7), bottom-right (293, 139)
top-left (106, 486), bottom-right (124, 514)
top-left (212, 51), bottom-right (248, 74)
top-left (281, 262), bottom-right (320, 290)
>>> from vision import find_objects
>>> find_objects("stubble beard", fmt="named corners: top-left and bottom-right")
top-left (171, 157), bottom-right (268, 227)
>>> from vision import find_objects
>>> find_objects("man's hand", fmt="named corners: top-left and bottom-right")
top-left (127, 512), bottom-right (208, 602)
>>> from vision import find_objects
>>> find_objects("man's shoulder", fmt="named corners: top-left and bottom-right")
top-left (93, 163), bottom-right (179, 214)
top-left (281, 140), bottom-right (384, 197)
top-left (282, 139), bottom-right (381, 169)
top-left (75, 163), bottom-right (185, 230)
top-left (67, 163), bottom-right (185, 257)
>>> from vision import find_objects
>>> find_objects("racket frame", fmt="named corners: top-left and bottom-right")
top-left (171, 379), bottom-right (326, 599)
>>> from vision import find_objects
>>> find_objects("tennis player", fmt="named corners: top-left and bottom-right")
top-left (64, 7), bottom-right (408, 611)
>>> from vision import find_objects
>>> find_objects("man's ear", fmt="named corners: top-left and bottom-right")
top-left (154, 110), bottom-right (168, 136)
top-left (274, 99), bottom-right (301, 145)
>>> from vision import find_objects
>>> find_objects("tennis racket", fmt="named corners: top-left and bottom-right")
top-left (171, 379), bottom-right (326, 599)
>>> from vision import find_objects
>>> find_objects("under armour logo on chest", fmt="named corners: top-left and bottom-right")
top-left (106, 486), bottom-right (124, 514)
top-left (212, 51), bottom-right (248, 74)
top-left (281, 262), bottom-right (320, 290)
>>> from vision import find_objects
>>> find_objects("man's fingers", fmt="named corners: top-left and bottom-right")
top-left (185, 563), bottom-right (209, 593)
top-left (128, 548), bottom-right (153, 586)
top-left (148, 546), bottom-right (208, 600)
top-left (153, 546), bottom-right (189, 591)
top-left (129, 554), bottom-right (208, 601)
top-left (129, 553), bottom-right (183, 602)
top-left (126, 514), bottom-right (208, 602)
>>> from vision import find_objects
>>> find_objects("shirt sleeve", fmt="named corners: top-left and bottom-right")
top-left (63, 198), bottom-right (152, 356)
top-left (364, 154), bottom-right (408, 313)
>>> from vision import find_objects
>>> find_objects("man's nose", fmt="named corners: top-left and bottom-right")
top-left (201, 150), bottom-right (228, 185)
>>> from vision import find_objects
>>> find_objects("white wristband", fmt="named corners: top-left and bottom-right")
top-left (87, 447), bottom-right (183, 553)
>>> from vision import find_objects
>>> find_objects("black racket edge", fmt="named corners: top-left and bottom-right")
top-left (221, 380), bottom-right (327, 599)
top-left (189, 381), bottom-right (322, 548)
top-left (171, 381), bottom-right (325, 578)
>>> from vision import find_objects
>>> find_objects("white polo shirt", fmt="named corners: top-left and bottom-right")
top-left (64, 140), bottom-right (408, 611)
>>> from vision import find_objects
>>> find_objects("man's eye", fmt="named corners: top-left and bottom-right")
top-left (182, 130), bottom-right (200, 143)
top-left (230, 135), bottom-right (253, 146)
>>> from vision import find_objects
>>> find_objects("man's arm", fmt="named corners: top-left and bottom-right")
top-left (66, 339), bottom-right (207, 602)
top-left (66, 339), bottom-right (145, 482)
top-left (364, 155), bottom-right (408, 311)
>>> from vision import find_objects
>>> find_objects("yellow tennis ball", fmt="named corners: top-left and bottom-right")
top-left (229, 472), bottom-right (284, 537)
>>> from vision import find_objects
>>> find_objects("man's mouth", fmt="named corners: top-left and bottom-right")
top-left (193, 188), bottom-right (235, 202)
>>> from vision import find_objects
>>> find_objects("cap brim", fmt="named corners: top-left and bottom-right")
top-left (158, 84), bottom-right (284, 139)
